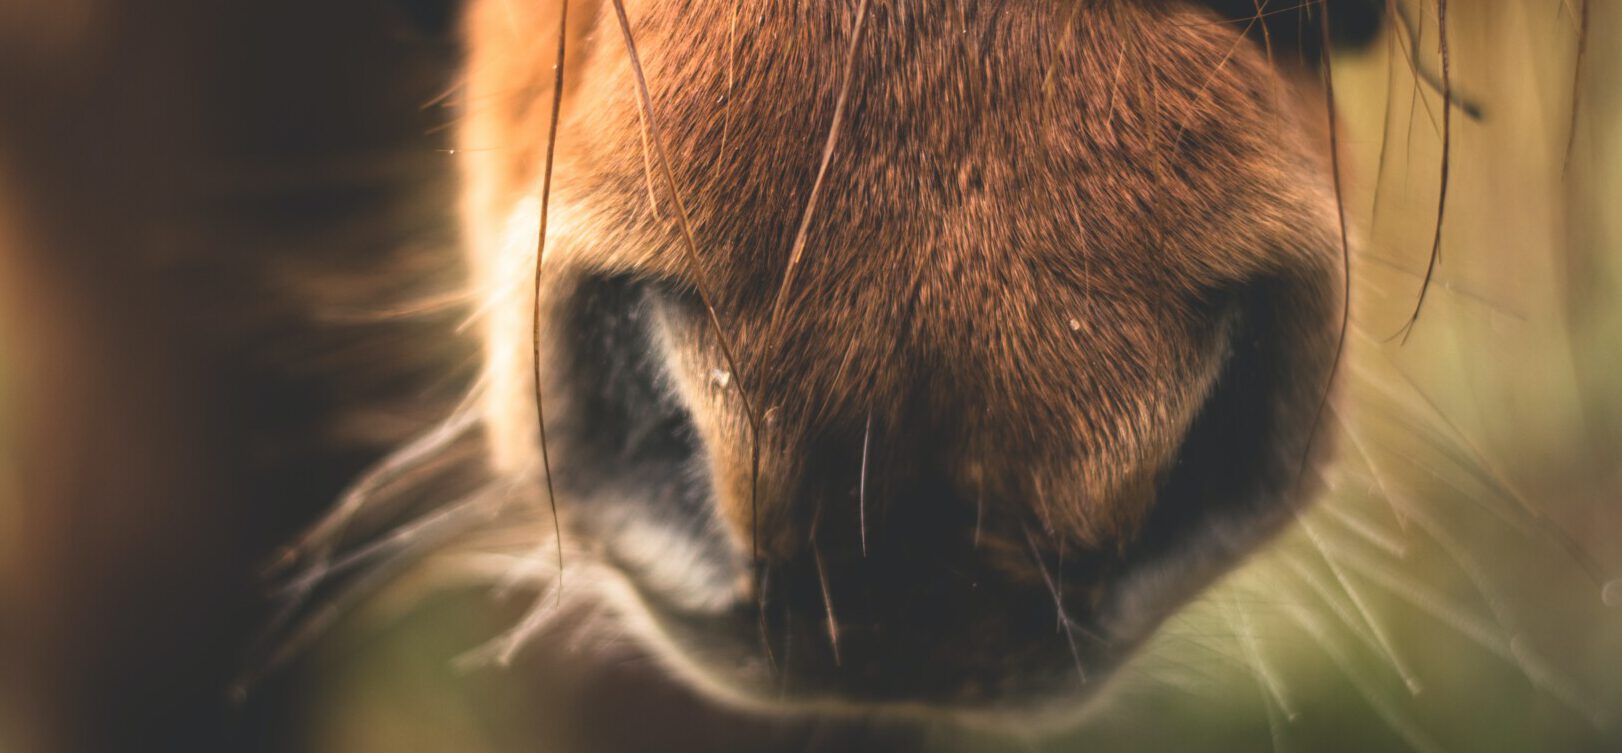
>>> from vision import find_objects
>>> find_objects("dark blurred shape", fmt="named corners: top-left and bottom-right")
top-left (0, 2), bottom-right (466, 752)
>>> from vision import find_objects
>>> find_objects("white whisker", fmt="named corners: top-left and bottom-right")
top-left (1299, 519), bottom-right (1424, 694)
top-left (1284, 605), bottom-right (1448, 753)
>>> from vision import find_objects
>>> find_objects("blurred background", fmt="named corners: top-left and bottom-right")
top-left (0, 1), bottom-right (1617, 752)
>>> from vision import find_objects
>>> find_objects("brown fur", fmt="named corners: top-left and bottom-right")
top-left (455, 0), bottom-right (1345, 708)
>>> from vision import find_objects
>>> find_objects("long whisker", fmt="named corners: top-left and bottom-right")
top-left (1321, 535), bottom-right (1610, 729)
top-left (811, 544), bottom-right (844, 667)
top-left (1299, 519), bottom-right (1424, 693)
top-left (1379, 2), bottom-right (1447, 139)
top-left (531, 0), bottom-right (572, 600)
top-left (633, 100), bottom-right (664, 218)
top-left (1220, 599), bottom-right (1288, 753)
top-left (1292, 5), bottom-right (1352, 506)
top-left (456, 581), bottom-right (564, 668)
top-left (1164, 1), bottom-right (1322, 30)
top-left (767, 0), bottom-right (873, 328)
top-left (1283, 605), bottom-right (1448, 753)
top-left (1390, 0), bottom-right (1485, 119)
top-left (1378, 360), bottom-right (1605, 582)
top-left (243, 481), bottom-right (515, 697)
top-left (1334, 400), bottom-right (1533, 626)
top-left (1390, 0), bottom-right (1452, 344)
top-left (1252, 0), bottom-right (1275, 65)
top-left (1355, 251), bottom-right (1526, 319)
top-left (758, 562), bottom-right (778, 670)
top-left (1039, 0), bottom-right (1089, 111)
top-left (275, 399), bottom-right (482, 573)
top-left (1226, 594), bottom-right (1299, 722)
top-left (606, 0), bottom-right (765, 579)
top-left (1318, 496), bottom-right (1410, 559)
top-left (859, 411), bottom-right (872, 557)
top-left (275, 483), bottom-right (507, 603)
top-left (720, 0), bottom-right (740, 171)
top-left (1170, 10), bottom-right (1263, 149)
top-left (1369, 0), bottom-right (1402, 233)
top-left (1021, 524), bottom-right (1089, 685)
top-left (1102, 39), bottom-right (1130, 131)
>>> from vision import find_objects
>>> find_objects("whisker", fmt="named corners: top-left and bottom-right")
top-left (633, 99), bottom-right (664, 218)
top-left (1347, 355), bottom-right (1548, 535)
top-left (1376, 360), bottom-right (1605, 581)
top-left (1039, 0), bottom-right (1088, 111)
top-left (1218, 607), bottom-right (1288, 753)
top-left (1332, 409), bottom-right (1530, 636)
top-left (419, 76), bottom-right (466, 111)
top-left (1369, 0), bottom-right (1403, 234)
top-left (1291, 4), bottom-right (1352, 508)
top-left (311, 288), bottom-right (475, 324)
top-left (1381, 493), bottom-right (1518, 629)
top-left (1284, 605), bottom-right (1448, 753)
top-left (1390, 0), bottom-right (1486, 119)
top-left (456, 583), bottom-right (563, 668)
top-left (1324, 536), bottom-right (1610, 729)
top-left (240, 480), bottom-right (521, 697)
top-left (1390, 0), bottom-right (1453, 345)
top-left (1386, 2), bottom-right (1443, 137)
top-left (1252, 0), bottom-right (1275, 66)
top-left (767, 0), bottom-right (873, 327)
top-left (1169, 10), bottom-right (1263, 150)
top-left (531, 0), bottom-right (572, 601)
top-left (275, 401), bottom-right (482, 572)
top-left (758, 562), bottom-right (779, 672)
top-left (1020, 524), bottom-right (1088, 686)
top-left (719, 0), bottom-right (741, 180)
top-left (1318, 495), bottom-right (1410, 559)
top-left (804, 498), bottom-right (842, 668)
top-left (859, 411), bottom-right (873, 557)
top-left (276, 483), bottom-right (508, 603)
top-left (1508, 636), bottom-right (1613, 731)
top-left (1226, 594), bottom-right (1299, 722)
top-left (237, 552), bottom-right (415, 700)
top-left (1165, 0), bottom-right (1323, 29)
top-left (1102, 38), bottom-right (1130, 133)
top-left (606, 0), bottom-right (766, 597)
top-left (1278, 554), bottom-right (1416, 683)
top-left (1355, 251), bottom-right (1527, 320)
top-left (1299, 518), bottom-right (1424, 693)
top-left (811, 544), bottom-right (844, 667)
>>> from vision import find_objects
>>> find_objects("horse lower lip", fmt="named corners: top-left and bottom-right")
top-left (616, 558), bottom-right (1116, 709)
